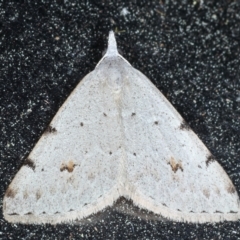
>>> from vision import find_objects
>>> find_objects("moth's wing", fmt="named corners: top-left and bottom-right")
top-left (121, 65), bottom-right (240, 223)
top-left (3, 65), bottom-right (123, 224)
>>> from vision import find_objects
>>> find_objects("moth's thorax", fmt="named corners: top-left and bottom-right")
top-left (97, 56), bottom-right (130, 93)
top-left (107, 67), bottom-right (124, 93)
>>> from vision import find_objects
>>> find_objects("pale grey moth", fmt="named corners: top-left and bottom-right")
top-left (3, 31), bottom-right (240, 224)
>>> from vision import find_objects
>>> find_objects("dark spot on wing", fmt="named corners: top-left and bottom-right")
top-left (80, 122), bottom-right (84, 126)
top-left (162, 203), bottom-right (167, 207)
top-left (154, 121), bottom-right (158, 125)
top-left (5, 187), bottom-right (17, 198)
top-left (9, 213), bottom-right (19, 216)
top-left (168, 157), bottom-right (183, 173)
top-left (55, 211), bottom-right (60, 214)
top-left (109, 151), bottom-right (112, 155)
top-left (229, 210), bottom-right (238, 213)
top-left (103, 113), bottom-right (107, 117)
top-left (206, 154), bottom-right (216, 166)
top-left (203, 189), bottom-right (210, 198)
top-left (215, 210), bottom-right (223, 213)
top-left (36, 190), bottom-right (42, 200)
top-left (60, 160), bottom-right (75, 172)
top-left (44, 125), bottom-right (57, 134)
top-left (179, 120), bottom-right (190, 130)
top-left (23, 158), bottom-right (36, 170)
top-left (25, 212), bottom-right (33, 215)
top-left (133, 153), bottom-right (136, 156)
top-left (131, 112), bottom-right (136, 116)
top-left (227, 184), bottom-right (236, 194)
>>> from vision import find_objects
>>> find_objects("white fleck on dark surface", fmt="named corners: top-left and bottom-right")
top-left (1, 0), bottom-right (240, 239)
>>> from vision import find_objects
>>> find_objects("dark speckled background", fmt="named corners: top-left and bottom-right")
top-left (1, 0), bottom-right (240, 239)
